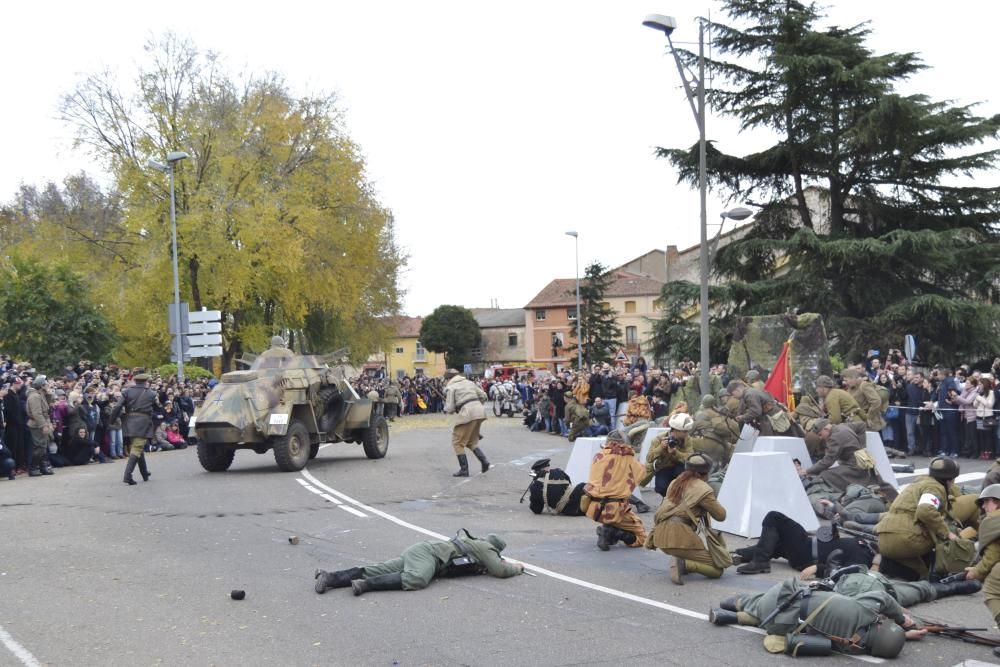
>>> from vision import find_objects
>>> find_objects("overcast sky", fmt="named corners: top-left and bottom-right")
top-left (3, 1), bottom-right (998, 316)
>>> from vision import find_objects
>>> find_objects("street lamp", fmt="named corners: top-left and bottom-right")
top-left (148, 150), bottom-right (190, 382)
top-left (711, 206), bottom-right (754, 261)
top-left (565, 231), bottom-right (582, 371)
top-left (643, 13), bottom-right (713, 398)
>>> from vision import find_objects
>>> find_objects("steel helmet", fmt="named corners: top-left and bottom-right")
top-left (867, 620), bottom-right (905, 658)
top-left (668, 413), bottom-right (694, 431)
top-left (928, 456), bottom-right (960, 482)
top-left (270, 335), bottom-right (285, 348)
top-left (977, 484), bottom-right (1000, 507)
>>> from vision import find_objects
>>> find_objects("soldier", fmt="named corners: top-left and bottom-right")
top-left (25, 375), bottom-right (54, 476)
top-left (983, 456), bottom-right (1000, 490)
top-left (314, 531), bottom-right (522, 595)
top-left (524, 458), bottom-right (585, 516)
top-left (642, 413), bottom-right (695, 496)
top-left (442, 369), bottom-right (490, 477)
top-left (842, 368), bottom-right (886, 432)
top-left (802, 420), bottom-right (886, 494)
top-left (727, 380), bottom-right (795, 436)
top-left (834, 565), bottom-right (980, 608)
top-left (256, 335), bottom-right (295, 365)
top-left (960, 484), bottom-right (1000, 658)
top-left (744, 369), bottom-right (765, 390)
top-left (708, 577), bottom-right (921, 658)
top-left (583, 430), bottom-right (646, 551)
top-left (814, 375), bottom-right (864, 424)
top-left (688, 395), bottom-right (740, 465)
top-left (647, 453), bottom-right (728, 585)
top-left (875, 456), bottom-right (960, 580)
top-left (564, 392), bottom-right (591, 442)
top-left (733, 511), bottom-right (874, 576)
top-left (382, 379), bottom-right (402, 421)
top-left (109, 372), bottom-right (157, 486)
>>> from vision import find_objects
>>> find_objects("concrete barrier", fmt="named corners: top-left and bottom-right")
top-left (864, 431), bottom-right (899, 489)
top-left (636, 428), bottom-right (669, 488)
top-left (733, 424), bottom-right (759, 454)
top-left (562, 437), bottom-right (607, 487)
top-left (716, 451), bottom-right (819, 538)
top-left (753, 436), bottom-right (812, 467)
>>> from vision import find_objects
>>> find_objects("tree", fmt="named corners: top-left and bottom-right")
top-left (49, 33), bottom-right (404, 368)
top-left (420, 306), bottom-right (481, 370)
top-left (566, 262), bottom-right (622, 366)
top-left (0, 257), bottom-right (118, 374)
top-left (659, 0), bottom-right (1000, 365)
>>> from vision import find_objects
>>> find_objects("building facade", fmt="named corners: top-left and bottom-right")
top-left (367, 316), bottom-right (447, 379)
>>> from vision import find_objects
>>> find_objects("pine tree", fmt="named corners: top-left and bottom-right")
top-left (567, 262), bottom-right (622, 366)
top-left (657, 0), bottom-right (1000, 365)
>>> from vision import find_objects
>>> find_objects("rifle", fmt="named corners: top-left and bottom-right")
top-left (758, 587), bottom-right (807, 628)
top-left (918, 622), bottom-right (999, 647)
top-left (832, 522), bottom-right (880, 551)
top-left (937, 571), bottom-right (967, 585)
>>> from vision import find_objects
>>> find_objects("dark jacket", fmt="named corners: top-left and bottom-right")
top-left (110, 384), bottom-right (158, 439)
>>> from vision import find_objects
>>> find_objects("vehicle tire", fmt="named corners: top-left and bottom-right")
top-left (198, 442), bottom-right (236, 472)
top-left (493, 398), bottom-right (502, 417)
top-left (362, 415), bottom-right (389, 459)
top-left (273, 420), bottom-right (311, 472)
top-left (309, 442), bottom-right (320, 460)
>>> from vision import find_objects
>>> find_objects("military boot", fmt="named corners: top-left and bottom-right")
top-left (736, 559), bottom-right (771, 574)
top-left (731, 546), bottom-right (754, 565)
top-left (452, 454), bottom-right (469, 477)
top-left (630, 494), bottom-right (651, 514)
top-left (40, 463), bottom-right (54, 475)
top-left (138, 455), bottom-right (151, 482)
top-left (933, 579), bottom-right (982, 599)
top-left (123, 456), bottom-right (138, 485)
top-left (670, 556), bottom-right (687, 585)
top-left (709, 608), bottom-right (740, 626)
top-left (351, 572), bottom-right (403, 596)
top-left (471, 447), bottom-right (491, 473)
top-left (314, 567), bottom-right (364, 594)
top-left (618, 529), bottom-right (637, 546)
top-left (719, 596), bottom-right (741, 612)
top-left (596, 525), bottom-right (614, 551)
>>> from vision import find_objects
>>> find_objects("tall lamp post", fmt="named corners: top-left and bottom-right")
top-left (565, 231), bottom-right (582, 370)
top-left (148, 151), bottom-right (190, 382)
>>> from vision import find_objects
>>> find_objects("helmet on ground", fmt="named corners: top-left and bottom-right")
top-left (977, 484), bottom-right (1000, 507)
top-left (867, 620), bottom-right (905, 658)
top-left (668, 413), bottom-right (694, 431)
top-left (685, 452), bottom-right (713, 474)
top-left (928, 456), bottom-right (960, 482)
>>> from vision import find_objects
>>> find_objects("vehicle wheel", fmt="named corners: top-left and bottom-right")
top-left (273, 420), bottom-right (311, 472)
top-left (309, 442), bottom-right (320, 460)
top-left (493, 398), bottom-right (502, 417)
top-left (362, 415), bottom-right (389, 459)
top-left (198, 442), bottom-right (236, 472)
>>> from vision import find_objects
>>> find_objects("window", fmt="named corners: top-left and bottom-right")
top-left (394, 346), bottom-right (404, 354)
top-left (535, 310), bottom-right (546, 321)
top-left (566, 308), bottom-right (577, 321)
top-left (624, 300), bottom-right (636, 313)
top-left (626, 326), bottom-right (638, 345)
top-left (415, 340), bottom-right (426, 361)
top-left (551, 332), bottom-right (565, 348)
top-left (508, 333), bottom-right (518, 347)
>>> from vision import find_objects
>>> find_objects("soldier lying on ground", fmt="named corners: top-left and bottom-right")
top-left (832, 565), bottom-right (979, 606)
top-left (708, 577), bottom-right (923, 658)
top-left (314, 530), bottom-right (523, 595)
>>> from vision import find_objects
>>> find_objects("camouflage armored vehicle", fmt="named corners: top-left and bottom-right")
top-left (191, 353), bottom-right (388, 472)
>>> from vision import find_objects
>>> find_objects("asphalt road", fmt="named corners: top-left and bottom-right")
top-left (2, 415), bottom-right (999, 667)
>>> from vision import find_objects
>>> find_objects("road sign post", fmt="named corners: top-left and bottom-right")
top-left (186, 308), bottom-right (223, 359)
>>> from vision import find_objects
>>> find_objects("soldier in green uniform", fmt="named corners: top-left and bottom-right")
top-left (382, 379), bottom-right (402, 421)
top-left (875, 456), bottom-right (960, 580)
top-left (842, 368), bottom-right (886, 432)
top-left (960, 484), bottom-right (1000, 659)
top-left (109, 372), bottom-right (156, 486)
top-left (314, 531), bottom-right (523, 595)
top-left (744, 369), bottom-right (765, 390)
top-left (688, 395), bottom-right (740, 465)
top-left (708, 577), bottom-right (919, 658)
top-left (814, 375), bottom-right (864, 425)
top-left (564, 392), bottom-right (592, 443)
top-left (641, 413), bottom-right (695, 495)
top-left (833, 566), bottom-right (980, 607)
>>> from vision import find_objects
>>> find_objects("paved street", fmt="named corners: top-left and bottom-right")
top-left (2, 416), bottom-right (999, 666)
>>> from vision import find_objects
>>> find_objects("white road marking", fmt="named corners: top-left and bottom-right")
top-left (0, 624), bottom-right (41, 667)
top-left (338, 505), bottom-right (368, 518)
top-left (298, 470), bottom-right (881, 663)
top-left (320, 493), bottom-right (343, 505)
top-left (295, 478), bottom-right (312, 487)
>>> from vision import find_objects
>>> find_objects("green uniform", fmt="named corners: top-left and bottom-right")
top-left (849, 381), bottom-right (886, 432)
top-left (360, 537), bottom-right (522, 591)
top-left (833, 568), bottom-right (936, 608)
top-left (875, 476), bottom-right (951, 578)
top-left (565, 400), bottom-right (592, 442)
top-left (738, 578), bottom-right (905, 652)
top-left (688, 408), bottom-right (740, 465)
top-left (823, 388), bottom-right (864, 425)
top-left (969, 509), bottom-right (1000, 622)
top-left (640, 432), bottom-right (692, 487)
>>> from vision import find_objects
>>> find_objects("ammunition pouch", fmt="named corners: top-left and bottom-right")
top-left (445, 530), bottom-right (486, 577)
top-left (784, 634), bottom-right (832, 657)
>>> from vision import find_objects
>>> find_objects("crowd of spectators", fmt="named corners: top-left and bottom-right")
top-left (352, 370), bottom-right (447, 416)
top-left (0, 355), bottom-right (212, 480)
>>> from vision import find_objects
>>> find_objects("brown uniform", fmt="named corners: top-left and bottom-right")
top-left (875, 476), bottom-right (951, 578)
top-left (822, 387), bottom-right (864, 425)
top-left (647, 477), bottom-right (727, 577)
top-left (584, 442), bottom-right (646, 545)
top-left (850, 380), bottom-right (886, 432)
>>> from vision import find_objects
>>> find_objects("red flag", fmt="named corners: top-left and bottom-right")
top-left (764, 340), bottom-right (794, 409)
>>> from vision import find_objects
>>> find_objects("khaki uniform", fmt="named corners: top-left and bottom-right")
top-left (583, 443), bottom-right (646, 545)
top-left (969, 509), bottom-right (1000, 623)
top-left (950, 493), bottom-right (981, 533)
top-left (641, 432), bottom-right (692, 487)
top-left (443, 376), bottom-right (487, 455)
top-left (647, 477), bottom-right (727, 577)
top-left (822, 388), bottom-right (864, 425)
top-left (849, 380), bottom-right (886, 432)
top-left (565, 400), bottom-right (591, 442)
top-left (25, 387), bottom-right (52, 468)
top-left (876, 476), bottom-right (951, 578)
top-left (737, 387), bottom-right (792, 436)
top-left (688, 408), bottom-right (740, 465)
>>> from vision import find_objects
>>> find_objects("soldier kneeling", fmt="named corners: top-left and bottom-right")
top-left (522, 458), bottom-right (586, 516)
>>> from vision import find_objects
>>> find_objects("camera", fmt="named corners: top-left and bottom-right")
top-left (666, 435), bottom-right (679, 448)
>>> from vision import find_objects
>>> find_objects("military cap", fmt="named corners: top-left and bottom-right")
top-left (811, 418), bottom-right (831, 433)
top-left (685, 452), bottom-right (713, 474)
top-left (564, 391), bottom-right (575, 400)
top-left (841, 368), bottom-right (861, 380)
top-left (744, 370), bottom-right (760, 382)
top-left (270, 335), bottom-right (286, 347)
top-left (530, 458), bottom-right (551, 473)
top-left (928, 456), bottom-right (960, 481)
top-left (606, 430), bottom-right (626, 444)
top-left (668, 413), bottom-right (694, 431)
top-left (133, 372), bottom-right (150, 382)
top-left (815, 375), bottom-right (836, 388)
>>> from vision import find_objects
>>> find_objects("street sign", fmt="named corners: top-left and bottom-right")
top-left (186, 307), bottom-right (223, 358)
top-left (188, 334), bottom-right (223, 347)
top-left (614, 348), bottom-right (629, 364)
top-left (188, 321), bottom-right (222, 335)
top-left (191, 345), bottom-right (223, 358)
top-left (189, 309), bottom-right (222, 323)
top-left (167, 302), bottom-right (189, 334)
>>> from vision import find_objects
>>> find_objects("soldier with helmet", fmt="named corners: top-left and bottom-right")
top-left (688, 395), bottom-right (740, 466)
top-left (256, 335), bottom-right (295, 365)
top-left (960, 484), bottom-right (1000, 658)
top-left (709, 577), bottom-right (923, 658)
top-left (875, 456), bottom-right (961, 580)
top-left (647, 452), bottom-right (727, 585)
top-left (813, 375), bottom-right (864, 425)
top-left (641, 412), bottom-right (695, 496)
top-left (109, 372), bottom-right (157, 486)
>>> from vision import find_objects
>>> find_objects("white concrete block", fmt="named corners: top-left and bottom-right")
top-left (562, 437), bottom-right (607, 487)
top-left (733, 424), bottom-right (759, 454)
top-left (753, 436), bottom-right (812, 467)
top-left (716, 452), bottom-right (819, 538)
top-left (864, 431), bottom-right (899, 489)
